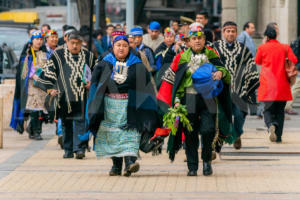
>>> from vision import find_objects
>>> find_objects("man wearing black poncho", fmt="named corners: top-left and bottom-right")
top-left (213, 21), bottom-right (259, 150)
top-left (35, 31), bottom-right (96, 159)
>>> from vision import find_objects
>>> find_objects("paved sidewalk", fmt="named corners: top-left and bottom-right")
top-left (1, 115), bottom-right (300, 199)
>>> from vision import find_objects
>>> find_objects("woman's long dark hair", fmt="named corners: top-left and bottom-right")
top-left (264, 22), bottom-right (277, 40)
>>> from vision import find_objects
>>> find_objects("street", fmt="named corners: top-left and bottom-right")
top-left (0, 110), bottom-right (300, 200)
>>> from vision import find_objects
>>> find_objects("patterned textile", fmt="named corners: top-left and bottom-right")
top-left (26, 80), bottom-right (47, 112)
top-left (213, 40), bottom-right (259, 104)
top-left (95, 96), bottom-right (140, 159)
top-left (36, 46), bottom-right (95, 115)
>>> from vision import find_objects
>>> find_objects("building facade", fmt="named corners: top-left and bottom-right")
top-left (222, 0), bottom-right (298, 43)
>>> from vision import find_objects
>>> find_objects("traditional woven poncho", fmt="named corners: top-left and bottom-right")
top-left (36, 46), bottom-right (95, 117)
top-left (213, 40), bottom-right (259, 106)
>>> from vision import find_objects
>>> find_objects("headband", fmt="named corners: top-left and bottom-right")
top-left (223, 25), bottom-right (237, 30)
top-left (130, 27), bottom-right (143, 36)
top-left (113, 35), bottom-right (129, 45)
top-left (112, 30), bottom-right (126, 37)
top-left (188, 31), bottom-right (204, 38)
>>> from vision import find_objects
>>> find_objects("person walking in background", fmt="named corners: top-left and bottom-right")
top-left (237, 21), bottom-right (262, 118)
top-left (154, 27), bottom-right (176, 73)
top-left (285, 36), bottom-right (300, 115)
top-left (101, 24), bottom-right (115, 51)
top-left (58, 25), bottom-right (69, 46)
top-left (10, 30), bottom-right (48, 140)
top-left (195, 10), bottom-right (213, 43)
top-left (255, 24), bottom-right (298, 143)
top-left (237, 22), bottom-right (257, 57)
top-left (41, 24), bottom-right (51, 33)
top-left (213, 21), bottom-right (259, 150)
top-left (45, 30), bottom-right (59, 59)
top-left (171, 20), bottom-right (180, 35)
top-left (143, 21), bottom-right (164, 52)
top-left (130, 26), bottom-right (156, 71)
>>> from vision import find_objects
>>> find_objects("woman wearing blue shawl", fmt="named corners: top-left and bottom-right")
top-left (87, 35), bottom-right (159, 177)
top-left (10, 30), bottom-right (48, 140)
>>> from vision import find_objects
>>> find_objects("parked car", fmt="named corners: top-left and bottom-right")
top-left (0, 43), bottom-right (18, 82)
top-left (0, 21), bottom-right (33, 58)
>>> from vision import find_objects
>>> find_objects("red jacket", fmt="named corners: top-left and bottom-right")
top-left (255, 39), bottom-right (298, 101)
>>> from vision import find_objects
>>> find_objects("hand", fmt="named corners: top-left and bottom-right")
top-left (85, 81), bottom-right (91, 90)
top-left (213, 71), bottom-right (223, 81)
top-left (50, 89), bottom-right (58, 96)
top-left (32, 74), bottom-right (39, 81)
top-left (175, 41), bottom-right (183, 52)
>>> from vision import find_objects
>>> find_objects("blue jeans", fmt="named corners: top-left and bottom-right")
top-left (62, 113), bottom-right (86, 153)
top-left (232, 103), bottom-right (247, 138)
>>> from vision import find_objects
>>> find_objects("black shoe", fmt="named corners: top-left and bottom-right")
top-left (34, 134), bottom-right (43, 140)
top-left (109, 168), bottom-right (122, 176)
top-left (233, 137), bottom-right (242, 150)
top-left (29, 134), bottom-right (35, 139)
top-left (124, 162), bottom-right (140, 177)
top-left (123, 170), bottom-right (131, 177)
top-left (187, 170), bottom-right (197, 176)
top-left (58, 136), bottom-right (63, 149)
top-left (75, 150), bottom-right (85, 159)
top-left (63, 152), bottom-right (74, 158)
top-left (203, 162), bottom-right (213, 176)
top-left (276, 137), bottom-right (282, 143)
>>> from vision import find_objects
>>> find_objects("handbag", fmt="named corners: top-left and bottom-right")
top-left (285, 45), bottom-right (298, 86)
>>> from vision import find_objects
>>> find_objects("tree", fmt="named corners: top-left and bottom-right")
top-left (77, 0), bottom-right (107, 30)
top-left (99, 0), bottom-right (107, 30)
top-left (76, 0), bottom-right (92, 26)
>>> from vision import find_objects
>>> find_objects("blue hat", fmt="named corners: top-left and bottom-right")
top-left (192, 63), bottom-right (223, 99)
top-left (149, 21), bottom-right (161, 30)
top-left (130, 27), bottom-right (143, 36)
top-left (29, 30), bottom-right (44, 43)
top-left (113, 35), bottom-right (129, 45)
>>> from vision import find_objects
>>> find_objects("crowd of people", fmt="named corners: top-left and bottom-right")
top-left (9, 10), bottom-right (299, 177)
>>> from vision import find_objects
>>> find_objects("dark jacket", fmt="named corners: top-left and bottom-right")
top-left (87, 51), bottom-right (159, 134)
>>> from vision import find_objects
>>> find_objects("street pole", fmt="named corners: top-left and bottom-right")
top-left (213, 0), bottom-right (218, 17)
top-left (126, 0), bottom-right (134, 33)
top-left (67, 0), bottom-right (72, 25)
top-left (95, 0), bottom-right (100, 30)
top-left (89, 0), bottom-right (94, 51)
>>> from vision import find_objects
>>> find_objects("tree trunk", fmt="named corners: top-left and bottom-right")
top-left (99, 0), bottom-right (107, 31)
top-left (135, 0), bottom-right (147, 24)
top-left (76, 0), bottom-right (91, 26)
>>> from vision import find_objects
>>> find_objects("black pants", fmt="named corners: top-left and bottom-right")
top-left (111, 156), bottom-right (137, 172)
top-left (61, 113), bottom-right (86, 153)
top-left (182, 94), bottom-right (217, 171)
top-left (263, 101), bottom-right (286, 139)
top-left (28, 111), bottom-right (43, 136)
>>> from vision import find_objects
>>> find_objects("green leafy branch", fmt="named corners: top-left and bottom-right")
top-left (163, 104), bottom-right (193, 136)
